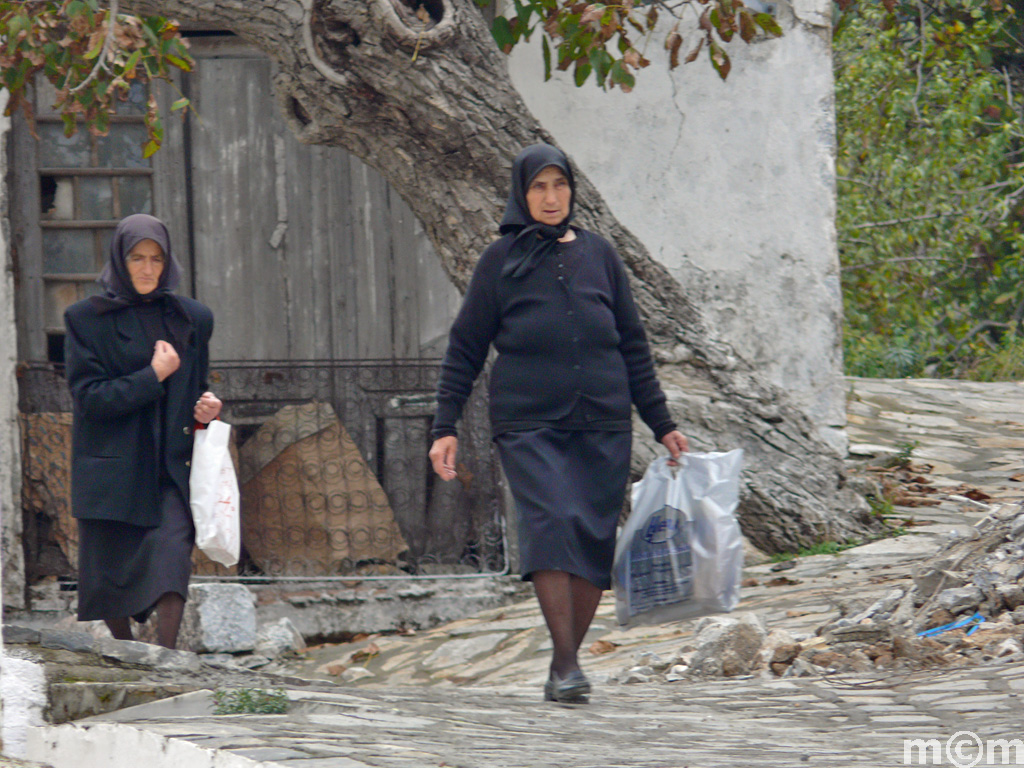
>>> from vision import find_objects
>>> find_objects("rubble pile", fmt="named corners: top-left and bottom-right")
top-left (610, 504), bottom-right (1024, 683)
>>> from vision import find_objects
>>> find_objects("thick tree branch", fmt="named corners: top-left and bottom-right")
top-left (126, 0), bottom-right (877, 551)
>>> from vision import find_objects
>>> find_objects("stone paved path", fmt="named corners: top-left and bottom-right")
top-left (25, 378), bottom-right (1024, 768)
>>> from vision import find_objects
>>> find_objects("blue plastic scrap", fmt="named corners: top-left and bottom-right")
top-left (916, 612), bottom-right (985, 638)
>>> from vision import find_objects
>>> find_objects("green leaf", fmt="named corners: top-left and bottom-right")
top-left (83, 32), bottom-right (105, 60)
top-left (123, 49), bottom-right (141, 77)
top-left (541, 35), bottom-right (552, 81)
top-left (573, 60), bottom-right (592, 87)
top-left (754, 12), bottom-right (783, 36)
top-left (589, 47), bottom-right (613, 86)
top-left (609, 59), bottom-right (635, 90)
top-left (171, 97), bottom-right (190, 111)
top-left (142, 139), bottom-right (160, 158)
top-left (164, 53), bottom-right (192, 72)
top-left (492, 16), bottom-right (515, 53)
top-left (512, 0), bottom-right (532, 28)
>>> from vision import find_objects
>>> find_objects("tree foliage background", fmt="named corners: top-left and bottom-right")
top-left (4, 0), bottom-right (1022, 381)
top-left (835, 0), bottom-right (1024, 380)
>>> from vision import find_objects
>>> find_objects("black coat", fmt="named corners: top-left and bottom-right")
top-left (64, 296), bottom-right (213, 527)
top-left (431, 229), bottom-right (675, 440)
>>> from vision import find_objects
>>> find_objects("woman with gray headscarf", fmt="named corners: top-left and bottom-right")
top-left (64, 213), bottom-right (221, 649)
top-left (429, 144), bottom-right (688, 703)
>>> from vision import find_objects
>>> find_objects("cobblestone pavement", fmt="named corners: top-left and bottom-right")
top-left (31, 378), bottom-right (1024, 768)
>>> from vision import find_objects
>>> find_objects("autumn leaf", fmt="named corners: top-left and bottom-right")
top-left (588, 639), bottom-right (619, 655)
top-left (710, 40), bottom-right (731, 79)
top-left (739, 10), bottom-right (756, 43)
top-left (685, 38), bottom-right (704, 64)
top-left (698, 8), bottom-right (713, 32)
top-left (580, 4), bottom-right (604, 26)
top-left (350, 642), bottom-right (381, 664)
top-left (665, 26), bottom-right (682, 69)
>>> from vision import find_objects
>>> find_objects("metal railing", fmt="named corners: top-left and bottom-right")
top-left (18, 360), bottom-right (507, 582)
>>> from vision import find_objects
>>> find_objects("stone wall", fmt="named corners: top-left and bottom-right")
top-left (506, 0), bottom-right (845, 444)
top-left (0, 99), bottom-right (25, 611)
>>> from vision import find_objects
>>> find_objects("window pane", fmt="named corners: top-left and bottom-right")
top-left (96, 124), bottom-right (150, 168)
top-left (116, 80), bottom-right (148, 115)
top-left (119, 176), bottom-right (153, 216)
top-left (42, 230), bottom-right (99, 274)
top-left (34, 78), bottom-right (60, 117)
top-left (78, 177), bottom-right (113, 220)
top-left (99, 228), bottom-right (114, 261)
top-left (40, 176), bottom-right (74, 220)
top-left (38, 124), bottom-right (90, 168)
top-left (44, 281), bottom-right (81, 328)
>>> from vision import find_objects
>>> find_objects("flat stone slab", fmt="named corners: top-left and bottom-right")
top-left (19, 378), bottom-right (1024, 768)
top-left (27, 666), bottom-right (1024, 768)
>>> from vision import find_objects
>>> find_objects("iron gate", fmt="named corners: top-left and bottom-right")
top-left (18, 360), bottom-right (507, 581)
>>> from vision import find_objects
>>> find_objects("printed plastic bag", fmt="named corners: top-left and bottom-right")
top-left (613, 451), bottom-right (744, 627)
top-left (189, 419), bottom-right (241, 567)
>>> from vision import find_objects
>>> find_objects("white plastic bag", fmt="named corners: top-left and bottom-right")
top-left (189, 419), bottom-right (241, 567)
top-left (613, 451), bottom-right (744, 627)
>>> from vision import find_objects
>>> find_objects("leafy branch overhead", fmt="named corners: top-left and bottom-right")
top-left (0, 0), bottom-right (194, 156)
top-left (481, 0), bottom-right (784, 90)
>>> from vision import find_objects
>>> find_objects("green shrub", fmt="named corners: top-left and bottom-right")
top-left (212, 688), bottom-right (289, 715)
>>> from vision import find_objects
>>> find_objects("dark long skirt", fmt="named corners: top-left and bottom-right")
top-left (76, 483), bottom-right (195, 622)
top-left (496, 428), bottom-right (631, 591)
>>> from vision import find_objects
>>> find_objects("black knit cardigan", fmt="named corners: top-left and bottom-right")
top-left (431, 228), bottom-right (676, 441)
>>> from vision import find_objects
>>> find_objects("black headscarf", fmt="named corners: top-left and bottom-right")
top-left (91, 213), bottom-right (193, 349)
top-left (499, 143), bottom-right (576, 279)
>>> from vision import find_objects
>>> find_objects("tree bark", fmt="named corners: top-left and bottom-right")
top-left (130, 0), bottom-right (877, 552)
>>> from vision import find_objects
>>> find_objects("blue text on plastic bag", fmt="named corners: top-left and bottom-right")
top-left (613, 451), bottom-right (744, 627)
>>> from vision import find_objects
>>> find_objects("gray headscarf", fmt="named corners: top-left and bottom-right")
top-left (95, 214), bottom-right (182, 303)
top-left (499, 144), bottom-right (576, 279)
top-left (91, 214), bottom-right (192, 348)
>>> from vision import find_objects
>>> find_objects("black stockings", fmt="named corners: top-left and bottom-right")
top-left (104, 617), bottom-right (132, 641)
top-left (532, 570), bottom-right (602, 678)
top-left (103, 591), bottom-right (186, 649)
top-left (155, 591), bottom-right (185, 649)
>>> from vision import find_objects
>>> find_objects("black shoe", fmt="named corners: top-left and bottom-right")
top-left (552, 669), bottom-right (591, 704)
top-left (543, 677), bottom-right (556, 702)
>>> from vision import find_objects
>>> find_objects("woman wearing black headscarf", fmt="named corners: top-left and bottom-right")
top-left (64, 213), bottom-right (221, 649)
top-left (429, 144), bottom-right (688, 703)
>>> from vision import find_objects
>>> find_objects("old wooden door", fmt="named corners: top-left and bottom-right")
top-left (12, 37), bottom-right (506, 585)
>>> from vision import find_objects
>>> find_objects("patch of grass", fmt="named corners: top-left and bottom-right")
top-left (212, 688), bottom-right (289, 715)
top-left (768, 521), bottom-right (911, 563)
top-left (884, 440), bottom-right (919, 469)
top-left (770, 539), bottom-right (861, 562)
top-left (866, 493), bottom-right (894, 518)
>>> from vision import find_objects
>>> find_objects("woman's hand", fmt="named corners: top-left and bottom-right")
top-left (660, 430), bottom-right (689, 464)
top-left (194, 391), bottom-right (223, 424)
top-left (429, 436), bottom-right (458, 481)
top-left (151, 340), bottom-right (180, 382)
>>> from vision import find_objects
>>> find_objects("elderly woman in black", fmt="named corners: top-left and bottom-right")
top-left (65, 214), bottom-right (221, 649)
top-left (429, 144), bottom-right (688, 703)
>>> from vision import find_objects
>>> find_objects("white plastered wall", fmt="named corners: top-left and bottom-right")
top-left (506, 0), bottom-right (845, 441)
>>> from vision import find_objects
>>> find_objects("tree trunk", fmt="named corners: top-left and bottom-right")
top-left (130, 0), bottom-right (876, 552)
